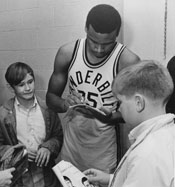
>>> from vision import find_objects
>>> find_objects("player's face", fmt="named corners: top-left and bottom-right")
top-left (13, 73), bottom-right (35, 102)
top-left (86, 25), bottom-right (117, 58)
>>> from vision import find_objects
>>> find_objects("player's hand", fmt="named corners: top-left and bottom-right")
top-left (83, 168), bottom-right (110, 186)
top-left (65, 90), bottom-right (85, 107)
top-left (35, 147), bottom-right (51, 167)
top-left (0, 167), bottom-right (15, 187)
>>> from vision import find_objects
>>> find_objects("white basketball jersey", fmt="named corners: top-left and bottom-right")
top-left (61, 38), bottom-right (125, 173)
top-left (68, 38), bottom-right (125, 109)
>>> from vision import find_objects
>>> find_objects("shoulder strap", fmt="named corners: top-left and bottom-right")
top-left (113, 44), bottom-right (125, 77)
top-left (68, 39), bottom-right (81, 72)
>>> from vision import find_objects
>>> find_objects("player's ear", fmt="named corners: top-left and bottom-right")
top-left (135, 94), bottom-right (145, 112)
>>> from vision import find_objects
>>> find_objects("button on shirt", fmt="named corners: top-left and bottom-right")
top-left (15, 97), bottom-right (46, 187)
top-left (15, 97), bottom-right (46, 152)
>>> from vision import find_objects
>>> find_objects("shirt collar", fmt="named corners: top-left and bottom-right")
top-left (15, 96), bottom-right (38, 109)
top-left (128, 114), bottom-right (175, 145)
top-left (129, 120), bottom-right (149, 144)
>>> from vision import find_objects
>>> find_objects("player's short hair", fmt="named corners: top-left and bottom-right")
top-left (112, 60), bottom-right (174, 105)
top-left (86, 4), bottom-right (121, 35)
top-left (5, 62), bottom-right (34, 87)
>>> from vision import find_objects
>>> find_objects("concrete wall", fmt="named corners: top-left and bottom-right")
top-left (0, 0), bottom-right (123, 105)
top-left (1, 1), bottom-right (174, 103)
top-left (123, 0), bottom-right (175, 65)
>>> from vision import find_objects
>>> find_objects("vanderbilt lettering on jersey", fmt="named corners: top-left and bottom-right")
top-left (68, 38), bottom-right (125, 109)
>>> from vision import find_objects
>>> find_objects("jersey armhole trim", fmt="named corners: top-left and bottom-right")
top-left (68, 39), bottom-right (81, 72)
top-left (113, 45), bottom-right (126, 77)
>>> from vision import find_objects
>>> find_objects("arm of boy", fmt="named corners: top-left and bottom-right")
top-left (35, 147), bottom-right (51, 167)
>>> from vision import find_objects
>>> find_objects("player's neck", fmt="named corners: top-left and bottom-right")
top-left (86, 50), bottom-right (107, 64)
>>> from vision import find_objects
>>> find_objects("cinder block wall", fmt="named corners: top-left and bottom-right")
top-left (0, 0), bottom-right (122, 105)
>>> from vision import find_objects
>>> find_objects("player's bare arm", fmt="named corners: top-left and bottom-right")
top-left (118, 48), bottom-right (141, 72)
top-left (46, 42), bottom-right (76, 113)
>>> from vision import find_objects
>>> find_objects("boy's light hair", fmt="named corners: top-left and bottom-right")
top-left (112, 60), bottom-right (174, 104)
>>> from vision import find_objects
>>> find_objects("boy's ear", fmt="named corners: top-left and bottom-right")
top-left (135, 94), bottom-right (145, 112)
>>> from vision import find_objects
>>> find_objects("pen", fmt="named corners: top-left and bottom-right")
top-left (72, 87), bottom-right (88, 104)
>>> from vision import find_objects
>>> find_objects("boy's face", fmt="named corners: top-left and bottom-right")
top-left (116, 94), bottom-right (138, 128)
top-left (13, 73), bottom-right (35, 102)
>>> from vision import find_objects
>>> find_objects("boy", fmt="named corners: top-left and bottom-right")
top-left (0, 62), bottom-right (63, 187)
top-left (84, 60), bottom-right (175, 187)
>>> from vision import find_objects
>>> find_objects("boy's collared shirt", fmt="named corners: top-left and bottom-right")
top-left (15, 96), bottom-right (46, 152)
top-left (14, 96), bottom-right (46, 186)
top-left (128, 114), bottom-right (174, 144)
top-left (110, 114), bottom-right (175, 187)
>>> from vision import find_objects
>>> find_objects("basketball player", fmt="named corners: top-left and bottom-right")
top-left (46, 4), bottom-right (140, 173)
